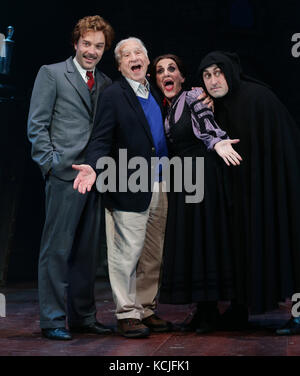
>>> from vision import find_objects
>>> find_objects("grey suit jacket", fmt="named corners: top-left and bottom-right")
top-left (27, 56), bottom-right (111, 181)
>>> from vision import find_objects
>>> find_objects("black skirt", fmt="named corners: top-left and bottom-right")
top-left (159, 103), bottom-right (235, 304)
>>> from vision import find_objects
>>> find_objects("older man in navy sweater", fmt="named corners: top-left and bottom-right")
top-left (72, 37), bottom-right (170, 338)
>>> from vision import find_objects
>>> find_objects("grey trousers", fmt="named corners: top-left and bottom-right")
top-left (38, 175), bottom-right (103, 329)
top-left (105, 183), bottom-right (168, 320)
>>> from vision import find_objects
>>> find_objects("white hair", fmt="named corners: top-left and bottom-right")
top-left (114, 37), bottom-right (148, 65)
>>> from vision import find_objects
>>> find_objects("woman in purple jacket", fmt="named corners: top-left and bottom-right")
top-left (150, 54), bottom-right (242, 334)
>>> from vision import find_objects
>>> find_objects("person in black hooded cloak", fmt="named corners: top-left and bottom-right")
top-left (197, 51), bottom-right (300, 335)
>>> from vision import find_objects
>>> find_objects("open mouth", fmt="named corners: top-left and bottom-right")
top-left (131, 64), bottom-right (142, 72)
top-left (163, 80), bottom-right (174, 92)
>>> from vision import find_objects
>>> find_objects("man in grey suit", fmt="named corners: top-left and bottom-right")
top-left (27, 15), bottom-right (114, 340)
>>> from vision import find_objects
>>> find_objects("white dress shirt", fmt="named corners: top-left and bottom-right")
top-left (125, 77), bottom-right (150, 99)
top-left (73, 57), bottom-right (95, 83)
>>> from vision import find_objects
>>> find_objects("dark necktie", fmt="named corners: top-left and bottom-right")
top-left (86, 71), bottom-right (95, 90)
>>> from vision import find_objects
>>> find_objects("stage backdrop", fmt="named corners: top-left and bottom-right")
top-left (0, 0), bottom-right (299, 283)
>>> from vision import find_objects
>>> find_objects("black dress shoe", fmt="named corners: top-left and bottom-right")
top-left (196, 303), bottom-right (220, 335)
top-left (181, 302), bottom-right (219, 334)
top-left (42, 328), bottom-right (72, 341)
top-left (196, 321), bottom-right (217, 335)
top-left (218, 303), bottom-right (249, 331)
top-left (181, 310), bottom-right (202, 332)
top-left (70, 321), bottom-right (112, 334)
top-left (276, 317), bottom-right (300, 336)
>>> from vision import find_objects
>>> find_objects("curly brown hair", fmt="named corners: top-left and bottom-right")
top-left (72, 15), bottom-right (114, 51)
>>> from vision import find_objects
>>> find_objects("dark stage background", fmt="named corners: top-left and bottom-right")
top-left (0, 0), bottom-right (299, 284)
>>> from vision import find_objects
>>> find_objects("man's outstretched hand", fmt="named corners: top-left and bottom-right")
top-left (214, 139), bottom-right (243, 166)
top-left (72, 164), bottom-right (96, 194)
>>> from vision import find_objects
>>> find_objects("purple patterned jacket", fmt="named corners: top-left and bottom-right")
top-left (165, 88), bottom-right (228, 150)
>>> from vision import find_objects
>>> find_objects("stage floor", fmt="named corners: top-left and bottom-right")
top-left (0, 279), bottom-right (299, 356)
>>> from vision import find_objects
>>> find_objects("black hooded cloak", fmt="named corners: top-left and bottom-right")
top-left (198, 51), bottom-right (300, 314)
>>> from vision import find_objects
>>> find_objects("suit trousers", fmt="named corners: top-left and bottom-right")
top-left (38, 175), bottom-right (103, 329)
top-left (105, 182), bottom-right (168, 320)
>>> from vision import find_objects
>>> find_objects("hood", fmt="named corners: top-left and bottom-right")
top-left (197, 51), bottom-right (268, 97)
